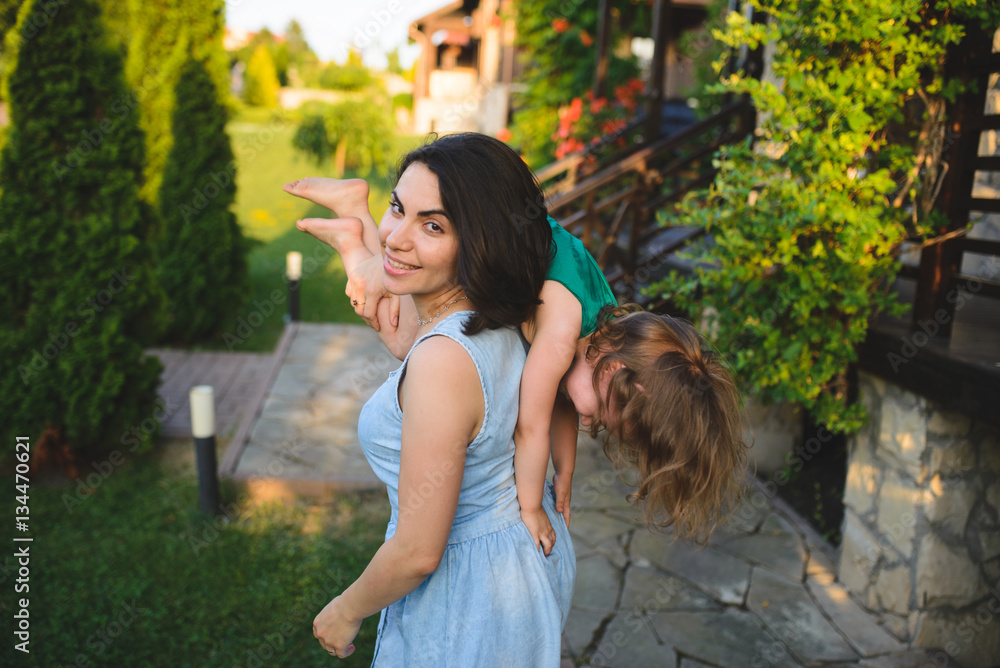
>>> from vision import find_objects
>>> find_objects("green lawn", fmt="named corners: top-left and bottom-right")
top-left (1, 441), bottom-right (389, 667)
top-left (198, 107), bottom-right (426, 352)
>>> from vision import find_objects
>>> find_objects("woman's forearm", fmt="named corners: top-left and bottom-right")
top-left (335, 536), bottom-right (438, 623)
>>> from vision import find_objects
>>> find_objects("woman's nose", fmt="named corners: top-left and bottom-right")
top-left (380, 216), bottom-right (405, 248)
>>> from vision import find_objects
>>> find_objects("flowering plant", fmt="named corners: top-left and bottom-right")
top-left (552, 78), bottom-right (646, 160)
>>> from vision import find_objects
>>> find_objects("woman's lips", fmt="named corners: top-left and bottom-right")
top-left (384, 255), bottom-right (419, 276)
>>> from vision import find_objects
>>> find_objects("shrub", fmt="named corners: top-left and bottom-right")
top-left (291, 97), bottom-right (393, 177)
top-left (244, 44), bottom-right (279, 107)
top-left (0, 0), bottom-right (165, 468)
top-left (651, 0), bottom-right (1000, 434)
top-left (108, 0), bottom-right (233, 205)
top-left (316, 62), bottom-right (373, 91)
top-left (155, 57), bottom-right (249, 344)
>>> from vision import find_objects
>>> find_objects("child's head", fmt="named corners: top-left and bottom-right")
top-left (581, 304), bottom-right (749, 542)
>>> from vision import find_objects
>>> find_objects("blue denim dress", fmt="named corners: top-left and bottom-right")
top-left (358, 311), bottom-right (576, 667)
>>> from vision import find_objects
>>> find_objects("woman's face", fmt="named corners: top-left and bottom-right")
top-left (378, 163), bottom-right (460, 297)
top-left (561, 344), bottom-right (618, 428)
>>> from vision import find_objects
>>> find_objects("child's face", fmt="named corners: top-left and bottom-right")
top-left (561, 343), bottom-right (618, 428)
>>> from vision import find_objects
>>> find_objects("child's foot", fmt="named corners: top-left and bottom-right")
top-left (283, 177), bottom-right (370, 219)
top-left (296, 215), bottom-right (366, 259)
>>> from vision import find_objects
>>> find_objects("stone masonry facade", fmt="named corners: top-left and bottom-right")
top-left (839, 371), bottom-right (1000, 667)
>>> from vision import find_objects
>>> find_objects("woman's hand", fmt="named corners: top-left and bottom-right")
top-left (520, 506), bottom-right (557, 556)
top-left (313, 596), bottom-right (360, 659)
top-left (346, 255), bottom-right (400, 332)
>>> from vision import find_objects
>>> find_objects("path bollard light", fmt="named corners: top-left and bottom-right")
top-left (286, 251), bottom-right (302, 323)
top-left (190, 385), bottom-right (221, 515)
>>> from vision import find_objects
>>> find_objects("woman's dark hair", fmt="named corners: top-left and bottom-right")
top-left (396, 133), bottom-right (552, 335)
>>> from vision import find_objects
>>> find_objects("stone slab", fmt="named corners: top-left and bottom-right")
top-left (721, 513), bottom-right (807, 583)
top-left (647, 608), bottom-right (800, 668)
top-left (747, 567), bottom-right (858, 663)
top-left (805, 576), bottom-right (906, 657)
top-left (631, 532), bottom-right (752, 605)
top-left (621, 565), bottom-right (721, 613)
top-left (590, 611), bottom-right (676, 668)
top-left (572, 553), bottom-right (622, 613)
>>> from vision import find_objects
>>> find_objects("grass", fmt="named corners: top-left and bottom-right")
top-left (0, 439), bottom-right (389, 667)
top-left (187, 106), bottom-right (427, 352)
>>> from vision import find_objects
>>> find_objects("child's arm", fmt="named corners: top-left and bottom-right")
top-left (515, 280), bottom-right (582, 555)
top-left (550, 392), bottom-right (579, 527)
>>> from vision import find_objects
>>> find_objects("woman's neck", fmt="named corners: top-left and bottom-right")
top-left (413, 287), bottom-right (472, 330)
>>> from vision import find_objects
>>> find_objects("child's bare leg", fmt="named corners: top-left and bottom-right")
top-left (283, 177), bottom-right (380, 256)
top-left (295, 216), bottom-right (372, 276)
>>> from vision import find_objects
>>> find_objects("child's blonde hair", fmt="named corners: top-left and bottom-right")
top-left (587, 304), bottom-right (749, 542)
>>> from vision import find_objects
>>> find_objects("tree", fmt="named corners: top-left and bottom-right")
top-left (155, 58), bottom-right (249, 343)
top-left (292, 98), bottom-right (394, 178)
top-left (651, 0), bottom-right (1000, 433)
top-left (0, 0), bottom-right (24, 101)
top-left (243, 43), bottom-right (279, 107)
top-left (0, 0), bottom-right (165, 468)
top-left (99, 0), bottom-right (232, 206)
top-left (509, 0), bottom-right (648, 166)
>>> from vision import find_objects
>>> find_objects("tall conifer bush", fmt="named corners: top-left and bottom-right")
top-left (244, 44), bottom-right (279, 107)
top-left (156, 57), bottom-right (248, 343)
top-left (0, 0), bottom-right (164, 466)
top-left (101, 0), bottom-right (232, 205)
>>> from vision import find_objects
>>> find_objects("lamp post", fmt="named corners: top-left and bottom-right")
top-left (286, 251), bottom-right (302, 323)
top-left (190, 385), bottom-right (221, 515)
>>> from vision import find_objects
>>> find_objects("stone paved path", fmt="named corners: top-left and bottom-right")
top-left (225, 323), bottom-right (939, 667)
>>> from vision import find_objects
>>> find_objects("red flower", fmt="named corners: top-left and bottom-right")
top-left (552, 18), bottom-right (570, 33)
top-left (579, 30), bottom-right (593, 47)
top-left (496, 127), bottom-right (511, 142)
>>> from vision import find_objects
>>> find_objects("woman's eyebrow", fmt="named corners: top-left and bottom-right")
top-left (392, 190), bottom-right (448, 218)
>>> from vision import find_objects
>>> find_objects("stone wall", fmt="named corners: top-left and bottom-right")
top-left (838, 371), bottom-right (1000, 667)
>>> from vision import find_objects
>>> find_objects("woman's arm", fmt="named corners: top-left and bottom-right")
top-left (514, 280), bottom-right (581, 555)
top-left (313, 336), bottom-right (482, 657)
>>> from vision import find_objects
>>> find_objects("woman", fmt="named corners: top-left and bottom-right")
top-left (307, 134), bottom-right (575, 666)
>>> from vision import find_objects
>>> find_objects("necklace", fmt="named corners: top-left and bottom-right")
top-left (417, 295), bottom-right (469, 327)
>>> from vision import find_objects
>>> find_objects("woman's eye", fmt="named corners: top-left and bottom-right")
top-left (426, 221), bottom-right (443, 233)
top-left (389, 200), bottom-right (402, 215)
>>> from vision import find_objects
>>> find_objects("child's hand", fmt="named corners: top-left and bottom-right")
top-left (520, 506), bottom-right (557, 556)
top-left (347, 255), bottom-right (400, 332)
top-left (553, 469), bottom-right (573, 527)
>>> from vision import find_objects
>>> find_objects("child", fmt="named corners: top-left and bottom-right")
top-left (284, 176), bottom-right (748, 547)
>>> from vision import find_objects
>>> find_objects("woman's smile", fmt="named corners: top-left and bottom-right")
top-left (378, 162), bottom-right (460, 296)
top-left (384, 254), bottom-right (420, 274)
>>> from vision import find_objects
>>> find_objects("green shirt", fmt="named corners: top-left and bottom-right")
top-left (545, 216), bottom-right (617, 338)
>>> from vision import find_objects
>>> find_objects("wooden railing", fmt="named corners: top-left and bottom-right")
top-left (911, 28), bottom-right (1000, 339)
top-left (540, 99), bottom-right (755, 303)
